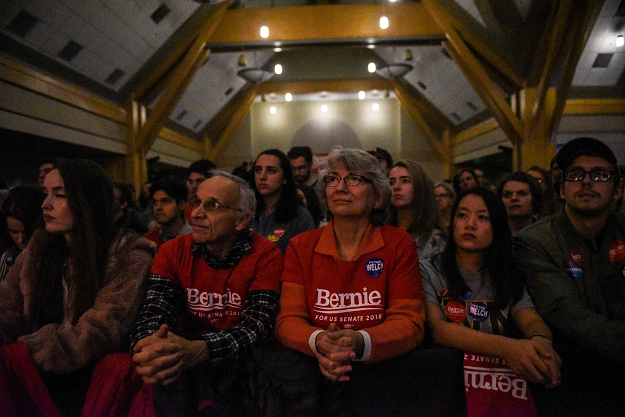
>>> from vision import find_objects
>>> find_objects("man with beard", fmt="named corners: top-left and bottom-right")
top-left (143, 178), bottom-right (192, 249)
top-left (513, 137), bottom-right (624, 415)
top-left (288, 146), bottom-right (317, 187)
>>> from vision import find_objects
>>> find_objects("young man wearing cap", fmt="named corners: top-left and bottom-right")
top-left (513, 137), bottom-right (624, 413)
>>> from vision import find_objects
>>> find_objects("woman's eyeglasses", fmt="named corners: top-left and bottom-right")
top-left (323, 174), bottom-right (371, 187)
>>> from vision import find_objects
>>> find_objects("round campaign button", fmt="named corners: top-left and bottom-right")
top-left (566, 261), bottom-right (583, 278)
top-left (469, 302), bottom-right (489, 322)
top-left (446, 300), bottom-right (467, 323)
top-left (365, 257), bottom-right (384, 277)
top-left (570, 251), bottom-right (583, 266)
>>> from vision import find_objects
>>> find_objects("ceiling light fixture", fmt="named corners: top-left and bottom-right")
top-left (372, 103), bottom-right (379, 111)
top-left (260, 26), bottom-right (269, 38)
top-left (274, 64), bottom-right (283, 74)
top-left (358, 91), bottom-right (365, 100)
top-left (617, 35), bottom-right (624, 47)
top-left (237, 52), bottom-right (275, 83)
top-left (380, 16), bottom-right (389, 29)
top-left (368, 62), bottom-right (377, 73)
top-left (270, 106), bottom-right (276, 114)
top-left (375, 47), bottom-right (413, 79)
top-left (285, 93), bottom-right (292, 101)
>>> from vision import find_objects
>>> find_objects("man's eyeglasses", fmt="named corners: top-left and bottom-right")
top-left (323, 174), bottom-right (371, 187)
top-left (563, 170), bottom-right (614, 182)
top-left (191, 197), bottom-right (243, 212)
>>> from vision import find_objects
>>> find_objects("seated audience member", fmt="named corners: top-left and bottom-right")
top-left (250, 149), bottom-right (315, 254)
top-left (275, 147), bottom-right (425, 414)
top-left (143, 178), bottom-right (192, 249)
top-left (0, 159), bottom-right (155, 416)
top-left (453, 168), bottom-right (479, 195)
top-left (36, 158), bottom-right (55, 188)
top-left (0, 186), bottom-right (45, 282)
top-left (368, 146), bottom-right (393, 175)
top-left (296, 183), bottom-right (325, 228)
top-left (288, 146), bottom-right (318, 187)
top-left (183, 159), bottom-right (216, 222)
top-left (513, 137), bottom-right (625, 414)
top-left (497, 171), bottom-right (542, 236)
top-left (389, 160), bottom-right (446, 259)
top-left (434, 181), bottom-right (456, 234)
top-left (113, 181), bottom-right (147, 234)
top-left (527, 165), bottom-right (558, 218)
top-left (421, 188), bottom-right (561, 414)
top-left (131, 171), bottom-right (282, 416)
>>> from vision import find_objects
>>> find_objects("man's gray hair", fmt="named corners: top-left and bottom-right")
top-left (209, 170), bottom-right (256, 219)
top-left (319, 146), bottom-right (391, 226)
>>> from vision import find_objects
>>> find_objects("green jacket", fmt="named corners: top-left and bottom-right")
top-left (513, 208), bottom-right (625, 363)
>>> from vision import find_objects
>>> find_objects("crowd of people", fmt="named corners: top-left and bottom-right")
top-left (0, 138), bottom-right (623, 416)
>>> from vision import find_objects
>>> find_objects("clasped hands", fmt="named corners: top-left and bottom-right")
top-left (504, 337), bottom-right (562, 389)
top-left (314, 322), bottom-right (365, 382)
top-left (132, 324), bottom-right (208, 386)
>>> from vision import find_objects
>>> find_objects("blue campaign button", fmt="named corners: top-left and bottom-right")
top-left (365, 257), bottom-right (384, 277)
top-left (469, 302), bottom-right (489, 322)
top-left (566, 261), bottom-right (583, 278)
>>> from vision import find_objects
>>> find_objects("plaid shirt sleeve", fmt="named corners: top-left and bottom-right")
top-left (199, 289), bottom-right (280, 368)
top-left (129, 273), bottom-right (183, 351)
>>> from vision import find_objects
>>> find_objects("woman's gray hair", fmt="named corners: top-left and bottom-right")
top-left (209, 170), bottom-right (256, 219)
top-left (319, 146), bottom-right (391, 226)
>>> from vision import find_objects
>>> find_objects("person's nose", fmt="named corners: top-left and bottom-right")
top-left (465, 215), bottom-right (477, 229)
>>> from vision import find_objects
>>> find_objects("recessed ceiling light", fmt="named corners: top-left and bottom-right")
top-left (321, 105), bottom-right (328, 113)
top-left (372, 103), bottom-right (379, 111)
top-left (358, 91), bottom-right (365, 100)
top-left (260, 26), bottom-right (269, 38)
top-left (380, 16), bottom-right (389, 29)
top-left (285, 93), bottom-right (292, 102)
top-left (270, 106), bottom-right (276, 114)
top-left (368, 62), bottom-right (376, 73)
top-left (616, 35), bottom-right (624, 47)
top-left (274, 64), bottom-right (282, 74)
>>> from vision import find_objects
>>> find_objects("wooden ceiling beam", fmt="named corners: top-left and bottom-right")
top-left (563, 98), bottom-right (625, 115)
top-left (547, 1), bottom-right (598, 136)
top-left (422, 0), bottom-right (523, 91)
top-left (208, 84), bottom-right (260, 162)
top-left (525, 0), bottom-right (573, 125)
top-left (258, 78), bottom-right (394, 95)
top-left (392, 79), bottom-right (453, 132)
top-left (135, 38), bottom-right (210, 155)
top-left (207, 3), bottom-right (445, 47)
top-left (135, 1), bottom-right (231, 101)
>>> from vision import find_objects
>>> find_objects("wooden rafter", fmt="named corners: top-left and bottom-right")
top-left (391, 79), bottom-right (452, 132)
top-left (393, 82), bottom-right (451, 162)
top-left (525, 0), bottom-right (573, 126)
top-left (547, 0), bottom-right (598, 136)
top-left (134, 1), bottom-right (231, 156)
top-left (208, 84), bottom-right (260, 162)
top-left (135, 1), bottom-right (232, 101)
top-left (455, 117), bottom-right (499, 144)
top-left (563, 99), bottom-right (625, 115)
top-left (258, 78), bottom-right (393, 96)
top-left (421, 0), bottom-right (523, 91)
top-left (135, 46), bottom-right (209, 155)
top-left (207, 3), bottom-right (444, 47)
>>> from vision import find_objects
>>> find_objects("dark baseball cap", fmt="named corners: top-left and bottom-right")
top-left (556, 137), bottom-right (618, 174)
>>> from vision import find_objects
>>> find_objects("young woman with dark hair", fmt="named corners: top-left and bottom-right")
top-left (0, 186), bottom-right (45, 282)
top-left (421, 188), bottom-right (561, 391)
top-left (388, 159), bottom-right (446, 259)
top-left (0, 158), bottom-right (155, 415)
top-left (250, 149), bottom-right (315, 253)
